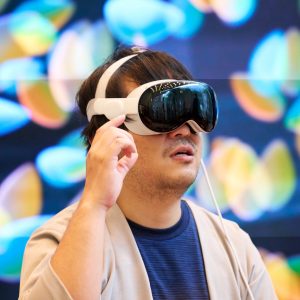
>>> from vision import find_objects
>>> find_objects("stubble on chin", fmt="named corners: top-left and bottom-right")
top-left (157, 170), bottom-right (197, 192)
top-left (124, 163), bottom-right (198, 201)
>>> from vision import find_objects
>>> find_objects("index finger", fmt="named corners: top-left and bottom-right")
top-left (99, 114), bottom-right (126, 131)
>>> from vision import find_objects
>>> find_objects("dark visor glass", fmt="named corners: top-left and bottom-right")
top-left (138, 81), bottom-right (218, 133)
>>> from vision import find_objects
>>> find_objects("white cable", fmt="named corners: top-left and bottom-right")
top-left (200, 159), bottom-right (255, 300)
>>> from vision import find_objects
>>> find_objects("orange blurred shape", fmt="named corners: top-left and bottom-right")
top-left (17, 79), bottom-right (69, 128)
top-left (0, 12), bottom-right (56, 62)
top-left (189, 0), bottom-right (213, 12)
top-left (230, 72), bottom-right (285, 122)
top-left (0, 163), bottom-right (42, 220)
top-left (263, 253), bottom-right (300, 300)
top-left (0, 29), bottom-right (27, 63)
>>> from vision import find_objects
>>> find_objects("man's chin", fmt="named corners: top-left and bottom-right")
top-left (159, 173), bottom-right (197, 191)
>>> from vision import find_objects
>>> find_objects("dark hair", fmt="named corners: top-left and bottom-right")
top-left (76, 45), bottom-right (193, 150)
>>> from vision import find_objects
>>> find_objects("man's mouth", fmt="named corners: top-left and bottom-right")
top-left (170, 145), bottom-right (195, 158)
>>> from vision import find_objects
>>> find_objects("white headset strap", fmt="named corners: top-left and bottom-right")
top-left (95, 54), bottom-right (138, 98)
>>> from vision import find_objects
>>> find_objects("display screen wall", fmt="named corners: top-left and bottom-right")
top-left (0, 0), bottom-right (299, 299)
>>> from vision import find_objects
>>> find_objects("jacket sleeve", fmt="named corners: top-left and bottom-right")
top-left (19, 227), bottom-right (73, 299)
top-left (239, 229), bottom-right (278, 300)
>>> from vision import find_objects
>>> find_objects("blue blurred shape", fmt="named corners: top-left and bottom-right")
top-left (248, 30), bottom-right (284, 97)
top-left (171, 0), bottom-right (204, 39)
top-left (104, 0), bottom-right (184, 45)
top-left (229, 0), bottom-right (256, 26)
top-left (36, 146), bottom-right (86, 188)
top-left (59, 127), bottom-right (85, 149)
top-left (212, 0), bottom-right (257, 26)
top-left (15, 0), bottom-right (75, 29)
top-left (0, 98), bottom-right (30, 136)
top-left (284, 96), bottom-right (300, 133)
top-left (0, 215), bottom-right (52, 282)
top-left (0, 57), bottom-right (44, 95)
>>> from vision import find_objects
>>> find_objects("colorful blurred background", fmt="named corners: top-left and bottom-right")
top-left (0, 0), bottom-right (299, 299)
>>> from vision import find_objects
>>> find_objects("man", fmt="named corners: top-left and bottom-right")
top-left (19, 46), bottom-right (277, 300)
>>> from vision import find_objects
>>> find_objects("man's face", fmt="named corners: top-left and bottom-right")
top-left (128, 127), bottom-right (202, 191)
top-left (122, 80), bottom-right (202, 194)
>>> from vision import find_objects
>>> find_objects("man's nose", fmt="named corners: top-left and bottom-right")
top-left (167, 123), bottom-right (192, 138)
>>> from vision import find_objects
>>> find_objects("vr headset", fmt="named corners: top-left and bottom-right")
top-left (86, 54), bottom-right (218, 135)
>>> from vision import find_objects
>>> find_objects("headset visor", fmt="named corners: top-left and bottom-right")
top-left (138, 81), bottom-right (218, 133)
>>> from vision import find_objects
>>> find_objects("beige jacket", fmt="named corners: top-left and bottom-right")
top-left (19, 200), bottom-right (278, 300)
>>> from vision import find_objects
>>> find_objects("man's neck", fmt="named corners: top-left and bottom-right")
top-left (117, 188), bottom-right (183, 229)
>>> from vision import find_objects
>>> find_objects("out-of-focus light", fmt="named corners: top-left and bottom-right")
top-left (288, 255), bottom-right (300, 276)
top-left (232, 28), bottom-right (300, 126)
top-left (0, 12), bottom-right (56, 62)
top-left (104, 0), bottom-right (184, 45)
top-left (0, 15), bottom-right (25, 62)
top-left (249, 28), bottom-right (300, 98)
top-left (249, 30), bottom-right (285, 97)
top-left (230, 73), bottom-right (285, 122)
top-left (261, 140), bottom-right (296, 210)
top-left (0, 208), bottom-right (11, 227)
top-left (209, 138), bottom-right (271, 220)
top-left (196, 163), bottom-right (229, 213)
top-left (0, 163), bottom-right (42, 219)
top-left (9, 12), bottom-right (57, 55)
top-left (280, 28), bottom-right (300, 97)
top-left (262, 251), bottom-right (300, 299)
top-left (285, 96), bottom-right (300, 134)
top-left (198, 132), bottom-right (209, 159)
top-left (0, 57), bottom-right (44, 95)
top-left (48, 20), bottom-right (114, 112)
top-left (190, 0), bottom-right (256, 26)
top-left (17, 79), bottom-right (69, 128)
top-left (9, 12), bottom-right (56, 57)
top-left (15, 0), bottom-right (75, 29)
top-left (59, 128), bottom-right (85, 149)
top-left (210, 0), bottom-right (256, 26)
top-left (0, 215), bottom-right (52, 282)
top-left (188, 0), bottom-right (213, 12)
top-left (229, 161), bottom-right (272, 221)
top-left (196, 138), bottom-right (295, 221)
top-left (0, 0), bottom-right (9, 13)
top-left (0, 98), bottom-right (30, 136)
top-left (36, 146), bottom-right (86, 188)
top-left (171, 0), bottom-right (204, 39)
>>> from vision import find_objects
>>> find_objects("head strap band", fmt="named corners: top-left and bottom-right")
top-left (94, 54), bottom-right (138, 98)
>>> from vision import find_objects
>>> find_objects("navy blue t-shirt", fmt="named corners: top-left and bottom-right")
top-left (127, 201), bottom-right (210, 300)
